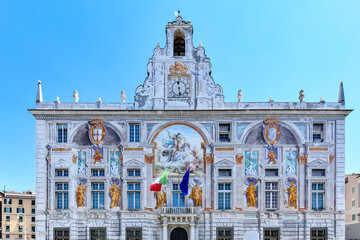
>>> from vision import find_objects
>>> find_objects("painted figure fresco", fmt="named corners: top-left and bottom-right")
top-left (109, 181), bottom-right (121, 208)
top-left (245, 150), bottom-right (258, 176)
top-left (76, 182), bottom-right (88, 207)
top-left (154, 125), bottom-right (204, 176)
top-left (285, 150), bottom-right (297, 176)
top-left (110, 151), bottom-right (120, 176)
top-left (245, 182), bottom-right (257, 207)
top-left (78, 151), bottom-right (86, 175)
top-left (189, 182), bottom-right (203, 207)
top-left (286, 181), bottom-right (298, 208)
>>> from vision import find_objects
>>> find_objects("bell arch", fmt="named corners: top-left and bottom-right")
top-left (173, 28), bottom-right (185, 56)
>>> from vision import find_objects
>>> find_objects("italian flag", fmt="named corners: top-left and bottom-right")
top-left (150, 170), bottom-right (168, 191)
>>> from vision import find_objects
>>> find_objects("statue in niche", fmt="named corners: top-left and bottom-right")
top-left (109, 181), bottom-right (121, 208)
top-left (286, 181), bottom-right (298, 208)
top-left (245, 182), bottom-right (257, 207)
top-left (155, 188), bottom-right (167, 209)
top-left (189, 182), bottom-right (203, 207)
top-left (268, 150), bottom-right (277, 164)
top-left (93, 149), bottom-right (102, 164)
top-left (76, 182), bottom-right (88, 207)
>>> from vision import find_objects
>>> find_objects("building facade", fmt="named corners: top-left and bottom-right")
top-left (0, 191), bottom-right (36, 239)
top-left (345, 174), bottom-right (360, 240)
top-left (30, 14), bottom-right (351, 240)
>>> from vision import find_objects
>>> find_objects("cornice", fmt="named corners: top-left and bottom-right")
top-left (28, 109), bottom-right (352, 120)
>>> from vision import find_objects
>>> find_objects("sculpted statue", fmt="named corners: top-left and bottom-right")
top-left (268, 150), bottom-right (277, 164)
top-left (76, 182), bottom-right (88, 207)
top-left (286, 181), bottom-right (298, 208)
top-left (189, 182), bottom-right (203, 207)
top-left (245, 182), bottom-right (257, 207)
top-left (109, 181), bottom-right (121, 208)
top-left (155, 188), bottom-right (167, 209)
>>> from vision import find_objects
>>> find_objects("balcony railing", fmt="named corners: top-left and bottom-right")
top-left (160, 207), bottom-right (199, 215)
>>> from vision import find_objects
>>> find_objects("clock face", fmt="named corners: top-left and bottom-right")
top-left (168, 77), bottom-right (190, 98)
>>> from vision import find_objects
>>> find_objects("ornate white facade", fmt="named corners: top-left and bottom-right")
top-left (30, 13), bottom-right (351, 240)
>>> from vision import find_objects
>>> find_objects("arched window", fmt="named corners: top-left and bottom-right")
top-left (173, 29), bottom-right (185, 56)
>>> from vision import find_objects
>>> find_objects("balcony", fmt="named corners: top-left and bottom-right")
top-left (159, 207), bottom-right (200, 224)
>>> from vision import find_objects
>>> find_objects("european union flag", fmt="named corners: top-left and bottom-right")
top-left (180, 169), bottom-right (190, 196)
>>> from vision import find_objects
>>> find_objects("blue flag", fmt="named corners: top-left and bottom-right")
top-left (180, 169), bottom-right (190, 196)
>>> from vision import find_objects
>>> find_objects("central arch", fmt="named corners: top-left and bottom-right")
top-left (170, 227), bottom-right (188, 240)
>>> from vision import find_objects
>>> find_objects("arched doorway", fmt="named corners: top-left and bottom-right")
top-left (170, 227), bottom-right (188, 240)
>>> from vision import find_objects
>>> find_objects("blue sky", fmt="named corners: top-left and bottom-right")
top-left (0, 0), bottom-right (359, 192)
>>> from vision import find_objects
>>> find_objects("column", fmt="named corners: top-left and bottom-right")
top-left (162, 217), bottom-right (168, 240)
top-left (190, 223), bottom-right (195, 240)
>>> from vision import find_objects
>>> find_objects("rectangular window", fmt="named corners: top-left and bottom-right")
top-left (32, 200), bottom-right (36, 205)
top-left (54, 228), bottom-right (70, 240)
top-left (32, 226), bottom-right (36, 232)
top-left (6, 225), bottom-right (10, 232)
top-left (128, 169), bottom-right (141, 177)
top-left (55, 169), bottom-right (69, 177)
top-left (352, 186), bottom-right (356, 194)
top-left (92, 183), bottom-right (105, 209)
top-left (17, 208), bottom-right (25, 213)
top-left (19, 216), bottom-right (23, 222)
top-left (57, 123), bottom-right (68, 143)
top-left (90, 228), bottom-right (106, 240)
top-left (129, 123), bottom-right (140, 142)
top-left (219, 123), bottom-right (231, 142)
top-left (4, 198), bottom-right (12, 204)
top-left (312, 169), bottom-right (325, 177)
top-left (218, 169), bottom-right (232, 177)
top-left (19, 199), bottom-right (23, 205)
top-left (312, 183), bottom-right (325, 210)
top-left (264, 229), bottom-right (279, 240)
top-left (217, 228), bottom-right (233, 240)
top-left (6, 235), bottom-right (10, 239)
top-left (91, 169), bottom-right (105, 177)
top-left (55, 182), bottom-right (69, 210)
top-left (19, 235), bottom-right (23, 239)
top-left (19, 225), bottom-right (23, 232)
top-left (265, 169), bottom-right (279, 177)
top-left (313, 123), bottom-right (324, 142)
top-left (32, 208), bottom-right (36, 214)
top-left (173, 183), bottom-right (185, 207)
top-left (352, 214), bottom-right (356, 221)
top-left (31, 235), bottom-right (35, 239)
top-left (32, 216), bottom-right (36, 222)
top-left (4, 207), bottom-right (12, 213)
top-left (126, 228), bottom-right (142, 240)
top-left (265, 182), bottom-right (278, 210)
top-left (352, 200), bottom-right (356, 208)
top-left (6, 216), bottom-right (10, 221)
top-left (310, 228), bottom-right (327, 240)
top-left (218, 183), bottom-right (231, 210)
top-left (128, 182), bottom-right (141, 210)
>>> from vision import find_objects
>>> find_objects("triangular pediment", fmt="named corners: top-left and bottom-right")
top-left (306, 159), bottom-right (329, 168)
top-left (123, 159), bottom-right (146, 167)
top-left (214, 159), bottom-right (235, 167)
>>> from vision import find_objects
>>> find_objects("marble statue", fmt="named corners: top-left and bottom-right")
top-left (245, 182), bottom-right (257, 207)
top-left (73, 90), bottom-right (79, 103)
top-left (121, 90), bottom-right (126, 103)
top-left (76, 182), bottom-right (88, 207)
top-left (109, 181), bottom-right (121, 208)
top-left (189, 182), bottom-right (203, 207)
top-left (237, 90), bottom-right (243, 102)
top-left (299, 90), bottom-right (305, 102)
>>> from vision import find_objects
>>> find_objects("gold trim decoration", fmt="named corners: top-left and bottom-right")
top-left (124, 147), bottom-right (144, 151)
top-left (309, 147), bottom-right (328, 151)
top-left (53, 148), bottom-right (72, 152)
top-left (329, 154), bottom-right (335, 164)
top-left (298, 154), bottom-right (308, 164)
top-left (204, 155), bottom-right (214, 164)
top-left (263, 117), bottom-right (280, 145)
top-left (235, 207), bottom-right (243, 211)
top-left (120, 154), bottom-right (123, 164)
top-left (169, 61), bottom-right (188, 75)
top-left (89, 119), bottom-right (106, 146)
top-left (145, 155), bottom-right (154, 164)
top-left (236, 155), bottom-right (244, 164)
top-left (215, 147), bottom-right (234, 151)
top-left (298, 207), bottom-right (307, 211)
top-left (204, 207), bottom-right (214, 211)
top-left (93, 149), bottom-right (102, 164)
top-left (72, 154), bottom-right (78, 164)
top-left (144, 207), bottom-right (154, 211)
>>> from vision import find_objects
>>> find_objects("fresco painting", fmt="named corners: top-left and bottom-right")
top-left (154, 124), bottom-right (204, 177)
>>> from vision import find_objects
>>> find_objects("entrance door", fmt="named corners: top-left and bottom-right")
top-left (170, 227), bottom-right (188, 240)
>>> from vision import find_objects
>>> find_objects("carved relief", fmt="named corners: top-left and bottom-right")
top-left (145, 155), bottom-right (154, 164)
top-left (93, 149), bottom-right (102, 164)
top-left (263, 118), bottom-right (280, 145)
top-left (329, 154), bottom-right (335, 164)
top-left (298, 154), bottom-right (308, 164)
top-left (236, 155), bottom-right (244, 164)
top-left (169, 61), bottom-right (188, 75)
top-left (88, 119), bottom-right (106, 146)
top-left (72, 154), bottom-right (78, 164)
top-left (204, 155), bottom-right (214, 164)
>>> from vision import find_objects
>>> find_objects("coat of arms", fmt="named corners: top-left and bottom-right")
top-left (263, 118), bottom-right (280, 145)
top-left (88, 119), bottom-right (106, 146)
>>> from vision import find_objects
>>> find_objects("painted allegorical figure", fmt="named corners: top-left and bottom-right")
top-left (189, 182), bottom-right (203, 207)
top-left (109, 181), bottom-right (121, 208)
top-left (76, 182), bottom-right (88, 207)
top-left (286, 181), bottom-right (298, 208)
top-left (155, 188), bottom-right (167, 209)
top-left (245, 182), bottom-right (257, 207)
